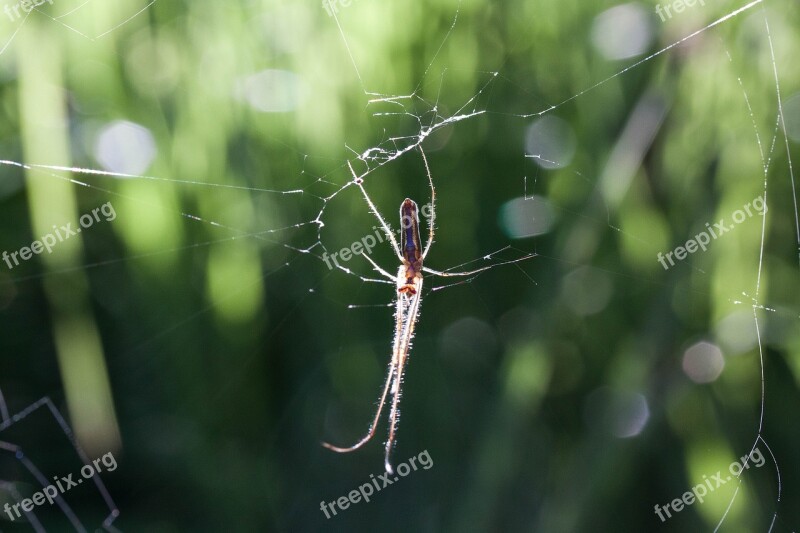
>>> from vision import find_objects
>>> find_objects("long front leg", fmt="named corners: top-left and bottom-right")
top-left (384, 278), bottom-right (422, 474)
top-left (348, 161), bottom-right (403, 260)
top-left (321, 293), bottom-right (404, 453)
top-left (419, 147), bottom-right (436, 260)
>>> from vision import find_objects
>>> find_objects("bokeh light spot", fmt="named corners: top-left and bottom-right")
top-left (525, 115), bottom-right (576, 169)
top-left (591, 3), bottom-right (654, 60)
top-left (682, 341), bottom-right (725, 384)
top-left (94, 120), bottom-right (157, 175)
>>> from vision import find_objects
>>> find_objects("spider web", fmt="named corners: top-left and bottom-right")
top-left (0, 0), bottom-right (797, 530)
top-left (0, 387), bottom-right (119, 531)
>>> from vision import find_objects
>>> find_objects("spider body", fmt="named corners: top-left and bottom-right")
top-left (399, 198), bottom-right (423, 294)
top-left (322, 148), bottom-right (521, 473)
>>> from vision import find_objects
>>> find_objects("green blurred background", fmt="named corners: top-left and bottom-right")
top-left (0, 0), bottom-right (798, 531)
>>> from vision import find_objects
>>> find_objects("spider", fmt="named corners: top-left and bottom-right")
top-left (322, 147), bottom-right (531, 473)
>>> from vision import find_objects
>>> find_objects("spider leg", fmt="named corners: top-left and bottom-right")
top-left (348, 161), bottom-right (403, 260)
top-left (419, 147), bottom-right (436, 260)
top-left (384, 278), bottom-right (422, 474)
top-left (422, 252), bottom-right (537, 278)
top-left (322, 290), bottom-right (405, 453)
top-left (361, 251), bottom-right (396, 282)
top-left (321, 360), bottom-right (396, 453)
top-left (421, 265), bottom-right (494, 278)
